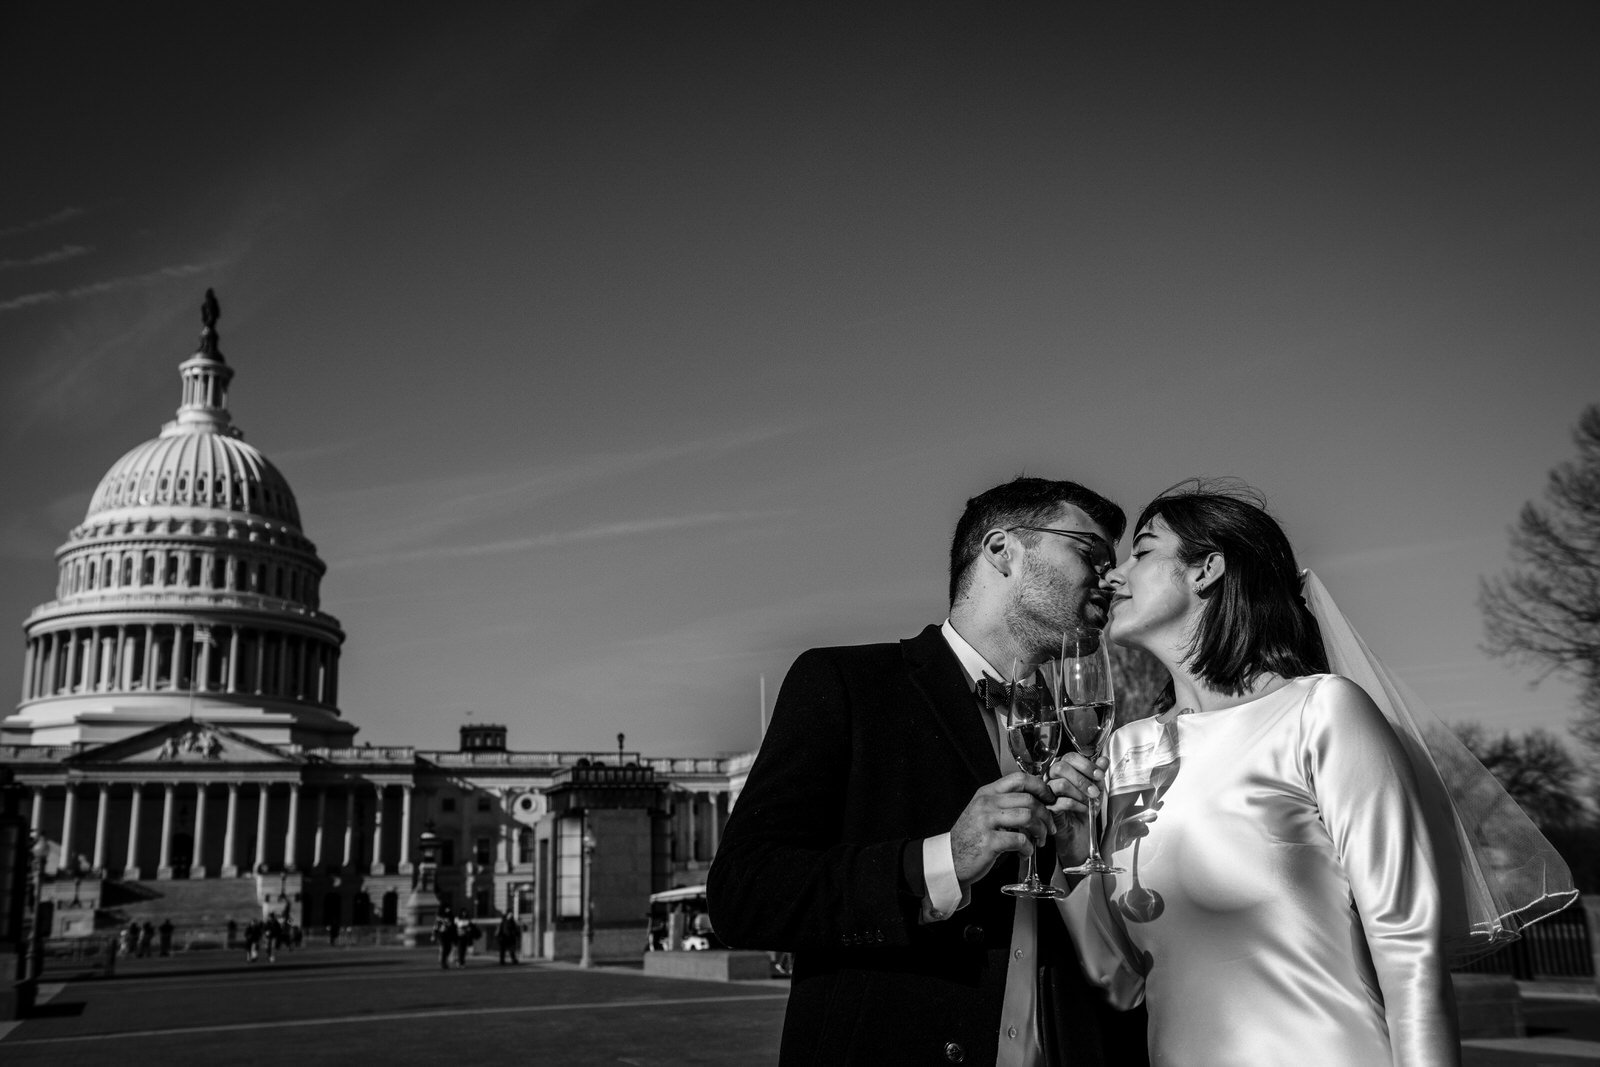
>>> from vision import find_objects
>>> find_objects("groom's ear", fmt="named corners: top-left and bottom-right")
top-left (981, 528), bottom-right (1015, 578)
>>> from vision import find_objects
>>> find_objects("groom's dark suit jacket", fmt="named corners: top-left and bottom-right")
top-left (708, 625), bottom-right (1147, 1066)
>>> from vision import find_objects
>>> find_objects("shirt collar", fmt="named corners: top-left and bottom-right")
top-left (940, 619), bottom-right (1006, 690)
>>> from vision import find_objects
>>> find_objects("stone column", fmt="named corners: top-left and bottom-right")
top-left (685, 792), bottom-right (698, 863)
top-left (30, 786), bottom-right (43, 833)
top-left (709, 791), bottom-right (723, 857)
top-left (113, 625), bottom-right (128, 689)
top-left (285, 783), bottom-right (301, 871)
top-left (198, 629), bottom-right (214, 693)
top-left (276, 634), bottom-right (290, 696)
top-left (60, 784), bottom-right (79, 870)
top-left (64, 629), bottom-right (80, 693)
top-left (193, 784), bottom-right (210, 878)
top-left (157, 783), bottom-right (176, 878)
top-left (222, 782), bottom-right (240, 877)
top-left (125, 786), bottom-right (144, 878)
top-left (21, 639), bottom-right (35, 702)
top-left (369, 785), bottom-right (385, 875)
top-left (92, 784), bottom-right (111, 871)
top-left (399, 785), bottom-right (414, 873)
top-left (171, 626), bottom-right (188, 691)
top-left (143, 624), bottom-right (157, 689)
top-left (227, 627), bottom-right (241, 693)
top-left (312, 788), bottom-right (327, 868)
top-left (97, 629), bottom-right (113, 690)
top-left (342, 790), bottom-right (356, 868)
top-left (254, 783), bottom-right (270, 872)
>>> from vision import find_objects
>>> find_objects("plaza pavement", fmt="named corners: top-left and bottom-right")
top-left (1, 944), bottom-right (1596, 1065)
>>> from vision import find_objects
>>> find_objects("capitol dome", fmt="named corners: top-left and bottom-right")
top-left (4, 291), bottom-right (353, 748)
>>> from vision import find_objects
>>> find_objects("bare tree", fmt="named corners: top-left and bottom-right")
top-left (1454, 724), bottom-right (1585, 831)
top-left (1481, 404), bottom-right (1600, 750)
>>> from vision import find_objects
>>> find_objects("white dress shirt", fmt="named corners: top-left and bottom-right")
top-left (932, 620), bottom-right (1043, 1067)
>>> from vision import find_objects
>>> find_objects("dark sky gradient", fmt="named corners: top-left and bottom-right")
top-left (3, 3), bottom-right (1597, 754)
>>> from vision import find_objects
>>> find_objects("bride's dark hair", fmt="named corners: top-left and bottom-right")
top-left (1136, 479), bottom-right (1327, 698)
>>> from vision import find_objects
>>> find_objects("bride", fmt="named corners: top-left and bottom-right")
top-left (1048, 483), bottom-right (1574, 1067)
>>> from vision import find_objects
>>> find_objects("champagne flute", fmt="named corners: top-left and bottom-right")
top-left (1001, 657), bottom-right (1067, 899)
top-left (1058, 630), bottom-right (1123, 875)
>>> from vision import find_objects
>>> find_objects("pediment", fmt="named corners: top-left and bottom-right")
top-left (67, 721), bottom-right (302, 766)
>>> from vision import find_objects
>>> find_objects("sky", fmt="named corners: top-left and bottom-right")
top-left (2, 2), bottom-right (1597, 757)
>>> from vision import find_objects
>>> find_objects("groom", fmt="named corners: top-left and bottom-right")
top-left (708, 477), bottom-right (1148, 1066)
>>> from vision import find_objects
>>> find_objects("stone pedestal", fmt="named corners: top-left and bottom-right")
top-left (643, 950), bottom-right (772, 982)
top-left (403, 889), bottom-right (440, 948)
top-left (1451, 973), bottom-right (1524, 1039)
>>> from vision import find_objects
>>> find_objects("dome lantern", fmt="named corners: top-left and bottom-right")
top-left (168, 288), bottom-right (238, 437)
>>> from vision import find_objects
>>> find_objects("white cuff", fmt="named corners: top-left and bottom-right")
top-left (918, 833), bottom-right (969, 923)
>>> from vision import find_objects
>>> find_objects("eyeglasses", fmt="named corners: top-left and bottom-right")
top-left (1004, 525), bottom-right (1117, 576)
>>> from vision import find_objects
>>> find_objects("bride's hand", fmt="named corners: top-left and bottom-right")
top-left (1046, 752), bottom-right (1105, 871)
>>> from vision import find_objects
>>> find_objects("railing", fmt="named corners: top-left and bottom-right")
top-left (1454, 903), bottom-right (1594, 980)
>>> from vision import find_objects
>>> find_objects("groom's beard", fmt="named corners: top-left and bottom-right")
top-left (1004, 555), bottom-right (1098, 658)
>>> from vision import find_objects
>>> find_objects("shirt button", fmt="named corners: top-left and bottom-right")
top-left (1014, 948), bottom-right (1025, 960)
top-left (961, 924), bottom-right (984, 944)
top-left (1006, 1026), bottom-right (1018, 1039)
top-left (943, 1042), bottom-right (965, 1063)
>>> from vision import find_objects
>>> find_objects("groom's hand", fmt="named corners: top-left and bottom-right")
top-left (949, 772), bottom-right (1057, 886)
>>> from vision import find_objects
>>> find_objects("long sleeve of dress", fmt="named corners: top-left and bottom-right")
top-left (1300, 676), bottom-right (1461, 1067)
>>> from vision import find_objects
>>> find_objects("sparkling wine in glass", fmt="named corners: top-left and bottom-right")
top-left (1001, 658), bottom-right (1067, 899)
top-left (1059, 630), bottom-right (1123, 876)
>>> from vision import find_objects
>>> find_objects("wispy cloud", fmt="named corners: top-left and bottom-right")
top-left (1306, 537), bottom-right (1489, 573)
top-left (0, 245), bottom-right (92, 271)
top-left (0, 207), bottom-right (86, 239)
top-left (0, 259), bottom-right (230, 314)
top-left (310, 423), bottom-right (804, 557)
top-left (334, 509), bottom-right (791, 569)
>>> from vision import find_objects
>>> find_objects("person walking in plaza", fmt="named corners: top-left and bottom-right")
top-left (434, 908), bottom-right (457, 970)
top-left (264, 914), bottom-right (281, 963)
top-left (709, 476), bottom-right (1146, 1067)
top-left (495, 911), bottom-right (520, 965)
top-left (453, 913), bottom-right (477, 968)
top-left (158, 918), bottom-right (174, 957)
top-left (138, 920), bottom-right (155, 958)
top-left (120, 921), bottom-right (138, 958)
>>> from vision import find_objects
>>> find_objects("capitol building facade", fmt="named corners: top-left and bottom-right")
top-left (1, 295), bottom-right (747, 960)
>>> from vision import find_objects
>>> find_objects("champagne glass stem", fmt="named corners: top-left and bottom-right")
top-left (1085, 794), bottom-right (1102, 866)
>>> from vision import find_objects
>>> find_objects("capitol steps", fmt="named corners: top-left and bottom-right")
top-left (98, 876), bottom-right (274, 943)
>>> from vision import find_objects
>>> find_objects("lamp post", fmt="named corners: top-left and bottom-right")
top-left (579, 823), bottom-right (596, 969)
top-left (24, 833), bottom-right (50, 989)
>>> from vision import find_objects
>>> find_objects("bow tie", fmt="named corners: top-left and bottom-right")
top-left (975, 676), bottom-right (1050, 714)
top-left (974, 676), bottom-right (1008, 713)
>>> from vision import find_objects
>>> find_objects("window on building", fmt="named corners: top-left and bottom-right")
top-left (474, 837), bottom-right (492, 866)
top-left (166, 554), bottom-right (178, 585)
top-left (557, 819), bottom-right (583, 919)
top-left (474, 890), bottom-right (492, 918)
top-left (141, 557), bottom-right (155, 585)
top-left (517, 828), bottom-right (534, 865)
top-left (476, 796), bottom-right (492, 812)
top-left (87, 561), bottom-right (96, 589)
top-left (121, 557), bottom-right (133, 585)
top-left (440, 840), bottom-right (455, 867)
top-left (440, 797), bottom-right (456, 813)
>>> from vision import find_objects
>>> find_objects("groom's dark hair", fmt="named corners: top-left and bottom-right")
top-left (948, 476), bottom-right (1125, 605)
top-left (1135, 480), bottom-right (1328, 697)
